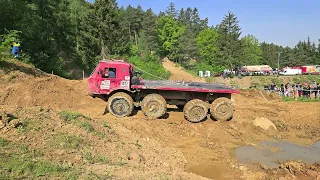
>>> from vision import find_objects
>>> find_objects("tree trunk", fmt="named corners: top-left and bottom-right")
top-left (134, 30), bottom-right (138, 47)
top-left (129, 24), bottom-right (131, 41)
top-left (100, 39), bottom-right (107, 59)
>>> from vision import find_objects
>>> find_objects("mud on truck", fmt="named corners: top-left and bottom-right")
top-left (88, 60), bottom-right (239, 123)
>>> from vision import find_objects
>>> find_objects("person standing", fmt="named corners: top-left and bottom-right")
top-left (11, 42), bottom-right (21, 58)
top-left (280, 84), bottom-right (285, 96)
top-left (312, 80), bottom-right (318, 99)
top-left (285, 83), bottom-right (290, 97)
top-left (297, 83), bottom-right (302, 97)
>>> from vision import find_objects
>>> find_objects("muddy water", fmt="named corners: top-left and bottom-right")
top-left (186, 164), bottom-right (223, 179)
top-left (236, 139), bottom-right (320, 168)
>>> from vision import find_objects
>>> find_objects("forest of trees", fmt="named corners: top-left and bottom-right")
top-left (1, 0), bottom-right (320, 79)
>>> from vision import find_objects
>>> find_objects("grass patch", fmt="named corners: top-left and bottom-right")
top-left (51, 133), bottom-right (84, 149)
top-left (80, 121), bottom-right (95, 133)
top-left (59, 111), bottom-right (105, 139)
top-left (0, 142), bottom-right (78, 179)
top-left (126, 56), bottom-right (171, 80)
top-left (282, 97), bottom-right (320, 102)
top-left (0, 137), bottom-right (9, 147)
top-left (80, 121), bottom-right (105, 138)
top-left (15, 118), bottom-right (42, 134)
top-left (83, 151), bottom-right (109, 164)
top-left (59, 111), bottom-right (91, 122)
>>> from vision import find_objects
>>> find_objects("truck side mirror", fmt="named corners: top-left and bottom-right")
top-left (135, 71), bottom-right (142, 76)
top-left (98, 69), bottom-right (103, 75)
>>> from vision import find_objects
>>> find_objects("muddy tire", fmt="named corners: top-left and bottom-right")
top-left (107, 92), bottom-right (134, 118)
top-left (141, 94), bottom-right (167, 119)
top-left (210, 97), bottom-right (234, 121)
top-left (183, 99), bottom-right (208, 123)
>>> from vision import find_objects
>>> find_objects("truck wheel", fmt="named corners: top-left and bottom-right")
top-left (141, 94), bottom-right (167, 119)
top-left (210, 97), bottom-right (234, 121)
top-left (183, 99), bottom-right (208, 123)
top-left (107, 92), bottom-right (134, 118)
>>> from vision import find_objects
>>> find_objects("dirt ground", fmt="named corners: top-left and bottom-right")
top-left (162, 59), bottom-right (205, 82)
top-left (1, 59), bottom-right (320, 179)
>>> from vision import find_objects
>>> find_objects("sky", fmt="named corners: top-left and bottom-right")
top-left (88, 0), bottom-right (320, 48)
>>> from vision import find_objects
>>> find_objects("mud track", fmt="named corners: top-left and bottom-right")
top-left (1, 59), bottom-right (320, 179)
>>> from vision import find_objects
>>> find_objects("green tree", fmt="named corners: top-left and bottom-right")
top-left (156, 15), bottom-right (184, 59)
top-left (216, 11), bottom-right (242, 69)
top-left (125, 5), bottom-right (144, 46)
top-left (176, 26), bottom-right (198, 65)
top-left (240, 35), bottom-right (262, 65)
top-left (165, 2), bottom-right (178, 18)
top-left (196, 28), bottom-right (219, 65)
top-left (141, 8), bottom-right (158, 54)
top-left (78, 0), bottom-right (128, 69)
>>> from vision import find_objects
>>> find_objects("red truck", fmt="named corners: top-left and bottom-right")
top-left (88, 60), bottom-right (239, 123)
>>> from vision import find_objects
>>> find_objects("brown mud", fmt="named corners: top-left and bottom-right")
top-left (0, 59), bottom-right (320, 179)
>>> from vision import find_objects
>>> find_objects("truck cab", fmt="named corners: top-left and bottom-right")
top-left (88, 60), bottom-right (135, 95)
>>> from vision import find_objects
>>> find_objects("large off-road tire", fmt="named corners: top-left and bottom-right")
top-left (107, 92), bottom-right (134, 118)
top-left (141, 94), bottom-right (167, 119)
top-left (183, 99), bottom-right (208, 123)
top-left (210, 97), bottom-right (234, 121)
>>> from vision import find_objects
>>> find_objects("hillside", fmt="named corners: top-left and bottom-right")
top-left (1, 59), bottom-right (320, 179)
top-left (162, 59), bottom-right (320, 89)
top-left (161, 59), bottom-right (205, 82)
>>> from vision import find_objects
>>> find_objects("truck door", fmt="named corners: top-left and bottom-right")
top-left (98, 67), bottom-right (120, 94)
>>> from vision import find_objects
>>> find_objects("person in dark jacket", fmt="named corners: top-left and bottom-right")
top-left (280, 84), bottom-right (285, 96)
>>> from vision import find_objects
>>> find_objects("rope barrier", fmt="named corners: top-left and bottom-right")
top-left (133, 66), bottom-right (167, 80)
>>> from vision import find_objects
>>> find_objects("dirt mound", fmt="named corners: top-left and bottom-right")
top-left (0, 60), bottom-right (104, 112)
top-left (1, 59), bottom-right (320, 179)
top-left (263, 161), bottom-right (320, 179)
top-left (162, 59), bottom-right (205, 82)
top-left (0, 105), bottom-right (208, 179)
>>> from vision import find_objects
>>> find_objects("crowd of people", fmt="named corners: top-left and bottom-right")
top-left (264, 81), bottom-right (320, 99)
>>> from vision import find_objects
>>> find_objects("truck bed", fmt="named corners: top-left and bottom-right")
top-left (132, 80), bottom-right (239, 94)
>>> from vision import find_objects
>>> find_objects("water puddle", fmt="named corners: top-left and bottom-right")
top-left (186, 164), bottom-right (223, 179)
top-left (236, 139), bottom-right (320, 168)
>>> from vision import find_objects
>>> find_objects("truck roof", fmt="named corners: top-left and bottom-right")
top-left (100, 60), bottom-right (132, 66)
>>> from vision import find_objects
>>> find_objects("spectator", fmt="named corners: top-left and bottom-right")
top-left (280, 84), bottom-right (285, 96)
top-left (317, 83), bottom-right (320, 99)
top-left (284, 83), bottom-right (290, 97)
top-left (292, 83), bottom-right (297, 98)
top-left (297, 83), bottom-right (302, 97)
top-left (312, 80), bottom-right (318, 99)
top-left (302, 82), bottom-right (309, 98)
top-left (270, 83), bottom-right (276, 92)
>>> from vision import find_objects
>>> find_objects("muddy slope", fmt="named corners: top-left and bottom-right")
top-left (1, 59), bottom-right (320, 179)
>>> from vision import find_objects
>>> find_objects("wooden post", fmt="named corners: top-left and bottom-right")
top-left (83, 70), bottom-right (85, 80)
top-left (51, 71), bottom-right (53, 75)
